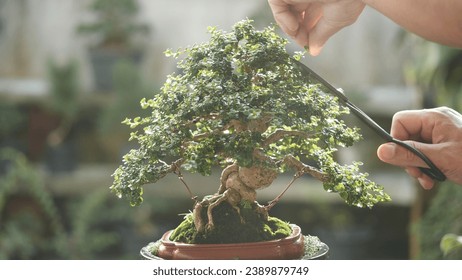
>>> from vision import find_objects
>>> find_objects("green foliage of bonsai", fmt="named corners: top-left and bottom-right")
top-left (110, 19), bottom-right (390, 240)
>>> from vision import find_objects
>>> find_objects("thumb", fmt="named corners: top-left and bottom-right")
top-left (377, 141), bottom-right (438, 169)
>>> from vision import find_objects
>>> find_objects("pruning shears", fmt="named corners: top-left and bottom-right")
top-left (293, 59), bottom-right (446, 182)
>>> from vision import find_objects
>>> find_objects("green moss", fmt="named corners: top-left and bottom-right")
top-left (146, 240), bottom-right (161, 257)
top-left (169, 202), bottom-right (292, 244)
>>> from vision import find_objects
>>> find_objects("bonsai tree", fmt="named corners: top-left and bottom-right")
top-left (110, 20), bottom-right (390, 244)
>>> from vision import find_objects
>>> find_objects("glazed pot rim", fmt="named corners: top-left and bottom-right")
top-left (140, 224), bottom-right (329, 260)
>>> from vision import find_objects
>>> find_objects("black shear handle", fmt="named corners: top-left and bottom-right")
top-left (391, 139), bottom-right (447, 182)
top-left (293, 59), bottom-right (446, 182)
top-left (346, 101), bottom-right (447, 182)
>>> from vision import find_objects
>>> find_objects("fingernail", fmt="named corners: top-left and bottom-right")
top-left (418, 177), bottom-right (434, 190)
top-left (307, 44), bottom-right (323, 56)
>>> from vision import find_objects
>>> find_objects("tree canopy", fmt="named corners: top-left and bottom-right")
top-left (110, 19), bottom-right (390, 208)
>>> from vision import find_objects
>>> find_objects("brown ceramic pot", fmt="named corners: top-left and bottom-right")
top-left (148, 224), bottom-right (308, 260)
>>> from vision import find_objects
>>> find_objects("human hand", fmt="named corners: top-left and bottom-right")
top-left (267, 0), bottom-right (365, 55)
top-left (377, 107), bottom-right (462, 189)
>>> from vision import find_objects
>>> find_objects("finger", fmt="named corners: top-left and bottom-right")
top-left (305, 3), bottom-right (342, 55)
top-left (405, 167), bottom-right (435, 189)
top-left (379, 143), bottom-right (440, 190)
top-left (405, 166), bottom-right (422, 178)
top-left (300, 3), bottom-right (323, 54)
top-left (291, 5), bottom-right (322, 48)
top-left (308, 2), bottom-right (365, 55)
top-left (377, 142), bottom-right (430, 168)
top-left (390, 109), bottom-right (436, 142)
top-left (268, 0), bottom-right (301, 36)
top-left (307, 18), bottom-right (343, 56)
top-left (418, 176), bottom-right (435, 190)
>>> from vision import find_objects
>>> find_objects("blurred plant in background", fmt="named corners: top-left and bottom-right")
top-left (77, 0), bottom-right (150, 50)
top-left (0, 148), bottom-right (67, 258)
top-left (46, 59), bottom-right (80, 143)
top-left (0, 148), bottom-right (155, 259)
top-left (402, 35), bottom-right (462, 259)
top-left (0, 103), bottom-right (27, 155)
top-left (44, 59), bottom-right (81, 173)
top-left (77, 0), bottom-right (150, 91)
top-left (97, 59), bottom-right (152, 136)
top-left (95, 58), bottom-right (153, 163)
top-left (414, 183), bottom-right (462, 259)
top-left (403, 36), bottom-right (462, 110)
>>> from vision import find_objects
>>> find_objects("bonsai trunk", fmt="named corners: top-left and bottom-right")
top-left (193, 161), bottom-right (277, 233)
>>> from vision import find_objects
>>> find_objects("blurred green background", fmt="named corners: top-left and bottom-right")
top-left (0, 0), bottom-right (461, 259)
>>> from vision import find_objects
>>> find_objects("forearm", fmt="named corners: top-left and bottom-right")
top-left (363, 0), bottom-right (462, 47)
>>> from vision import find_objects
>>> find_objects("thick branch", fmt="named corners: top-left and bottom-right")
top-left (217, 163), bottom-right (238, 194)
top-left (262, 129), bottom-right (316, 147)
top-left (282, 154), bottom-right (328, 182)
top-left (170, 159), bottom-right (198, 201)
